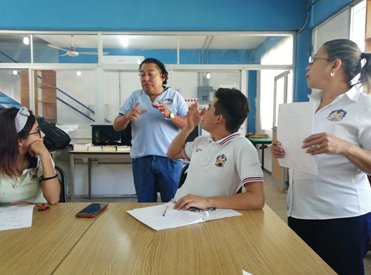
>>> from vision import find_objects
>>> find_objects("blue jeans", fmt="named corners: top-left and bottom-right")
top-left (132, 156), bottom-right (182, 202)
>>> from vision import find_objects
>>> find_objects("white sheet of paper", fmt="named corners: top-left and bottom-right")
top-left (0, 205), bottom-right (34, 231)
top-left (277, 102), bottom-right (318, 175)
top-left (127, 204), bottom-right (241, 231)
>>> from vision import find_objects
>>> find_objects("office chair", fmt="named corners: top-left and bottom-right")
top-left (55, 165), bottom-right (67, 202)
top-left (178, 163), bottom-right (189, 189)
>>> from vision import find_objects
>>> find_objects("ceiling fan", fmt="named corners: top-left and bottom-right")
top-left (47, 35), bottom-right (107, 57)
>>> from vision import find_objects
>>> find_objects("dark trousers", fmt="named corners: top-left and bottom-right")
top-left (288, 212), bottom-right (371, 275)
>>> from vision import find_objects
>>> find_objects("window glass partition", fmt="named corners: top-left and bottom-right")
top-left (0, 31), bottom-right (294, 140)
top-left (34, 34), bottom-right (99, 64)
top-left (0, 69), bottom-right (27, 109)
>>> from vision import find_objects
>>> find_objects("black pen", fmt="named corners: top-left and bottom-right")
top-left (162, 198), bottom-right (175, 217)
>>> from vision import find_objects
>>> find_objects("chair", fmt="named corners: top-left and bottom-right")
top-left (55, 165), bottom-right (67, 202)
top-left (178, 163), bottom-right (189, 188)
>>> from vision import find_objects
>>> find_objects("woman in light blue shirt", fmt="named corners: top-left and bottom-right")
top-left (113, 58), bottom-right (188, 202)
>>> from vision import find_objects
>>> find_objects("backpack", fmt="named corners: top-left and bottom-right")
top-left (37, 117), bottom-right (71, 151)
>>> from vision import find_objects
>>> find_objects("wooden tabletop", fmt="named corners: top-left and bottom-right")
top-left (0, 203), bottom-right (93, 275)
top-left (55, 203), bottom-right (334, 275)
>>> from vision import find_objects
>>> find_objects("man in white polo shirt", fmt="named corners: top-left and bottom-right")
top-left (168, 88), bottom-right (264, 210)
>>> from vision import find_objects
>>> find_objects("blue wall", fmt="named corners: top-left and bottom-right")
top-left (0, 0), bottom-right (307, 31)
top-left (311, 0), bottom-right (354, 27)
top-left (294, 0), bottom-right (356, 103)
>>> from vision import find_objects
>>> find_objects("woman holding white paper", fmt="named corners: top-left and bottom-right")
top-left (272, 39), bottom-right (371, 275)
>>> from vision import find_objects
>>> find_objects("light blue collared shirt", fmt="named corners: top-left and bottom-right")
top-left (119, 87), bottom-right (188, 158)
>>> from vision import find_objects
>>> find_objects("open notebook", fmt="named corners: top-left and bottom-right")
top-left (127, 203), bottom-right (241, 231)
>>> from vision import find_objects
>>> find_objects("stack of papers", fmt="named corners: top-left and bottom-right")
top-left (0, 205), bottom-right (34, 231)
top-left (127, 204), bottom-right (241, 231)
top-left (101, 145), bottom-right (117, 152)
top-left (87, 145), bottom-right (102, 152)
top-left (73, 143), bottom-right (89, 151)
top-left (116, 146), bottom-right (130, 152)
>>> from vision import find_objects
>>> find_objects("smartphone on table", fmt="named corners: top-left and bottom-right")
top-left (75, 202), bottom-right (109, 218)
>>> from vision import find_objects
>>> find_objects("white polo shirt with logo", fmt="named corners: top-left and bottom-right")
top-left (175, 132), bottom-right (264, 200)
top-left (287, 86), bottom-right (371, 219)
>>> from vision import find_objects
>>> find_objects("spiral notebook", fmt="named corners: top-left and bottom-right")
top-left (127, 204), bottom-right (241, 231)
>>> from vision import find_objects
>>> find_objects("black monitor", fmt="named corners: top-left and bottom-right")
top-left (91, 123), bottom-right (131, 146)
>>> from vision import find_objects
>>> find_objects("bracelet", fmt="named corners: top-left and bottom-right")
top-left (41, 174), bottom-right (58, 181)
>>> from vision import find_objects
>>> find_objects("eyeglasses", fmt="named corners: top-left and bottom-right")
top-left (28, 128), bottom-right (42, 138)
top-left (308, 56), bottom-right (330, 65)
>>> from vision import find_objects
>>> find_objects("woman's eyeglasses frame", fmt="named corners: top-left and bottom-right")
top-left (28, 128), bottom-right (42, 138)
top-left (308, 55), bottom-right (331, 65)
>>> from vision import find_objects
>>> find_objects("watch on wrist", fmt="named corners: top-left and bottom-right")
top-left (166, 112), bottom-right (175, 120)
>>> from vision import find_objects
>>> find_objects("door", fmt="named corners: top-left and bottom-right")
top-left (272, 71), bottom-right (289, 191)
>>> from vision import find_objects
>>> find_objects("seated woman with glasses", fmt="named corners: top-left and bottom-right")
top-left (0, 107), bottom-right (60, 205)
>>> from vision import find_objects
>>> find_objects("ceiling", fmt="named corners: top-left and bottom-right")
top-left (35, 33), bottom-right (285, 50)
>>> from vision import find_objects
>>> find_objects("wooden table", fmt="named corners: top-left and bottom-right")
top-left (0, 203), bottom-right (93, 275)
top-left (0, 203), bottom-right (335, 274)
top-left (68, 203), bottom-right (335, 274)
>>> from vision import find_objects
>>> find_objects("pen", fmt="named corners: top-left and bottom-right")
top-left (162, 204), bottom-right (169, 217)
top-left (162, 198), bottom-right (175, 217)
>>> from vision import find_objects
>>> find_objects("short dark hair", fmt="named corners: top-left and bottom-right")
top-left (139, 58), bottom-right (168, 86)
top-left (213, 88), bottom-right (249, 133)
top-left (0, 107), bottom-right (35, 177)
top-left (323, 39), bottom-right (371, 92)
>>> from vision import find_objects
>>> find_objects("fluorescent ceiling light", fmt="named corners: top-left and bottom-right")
top-left (120, 36), bottom-right (129, 47)
top-left (23, 36), bottom-right (30, 45)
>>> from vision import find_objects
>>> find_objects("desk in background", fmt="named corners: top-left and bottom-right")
top-left (69, 148), bottom-right (131, 201)
top-left (247, 137), bottom-right (272, 170)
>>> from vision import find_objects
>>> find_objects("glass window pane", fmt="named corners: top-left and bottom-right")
top-left (103, 70), bottom-right (140, 123)
top-left (35, 70), bottom-right (96, 139)
top-left (102, 33), bottom-right (293, 65)
top-left (34, 34), bottom-right (99, 64)
top-left (0, 69), bottom-right (27, 109)
top-left (0, 34), bottom-right (31, 63)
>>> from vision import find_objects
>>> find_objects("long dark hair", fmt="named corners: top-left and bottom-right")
top-left (0, 107), bottom-right (35, 177)
top-left (323, 39), bottom-right (371, 93)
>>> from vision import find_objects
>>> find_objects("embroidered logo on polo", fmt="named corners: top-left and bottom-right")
top-left (327, 109), bottom-right (347, 121)
top-left (163, 98), bottom-right (173, 105)
top-left (215, 154), bottom-right (227, 167)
